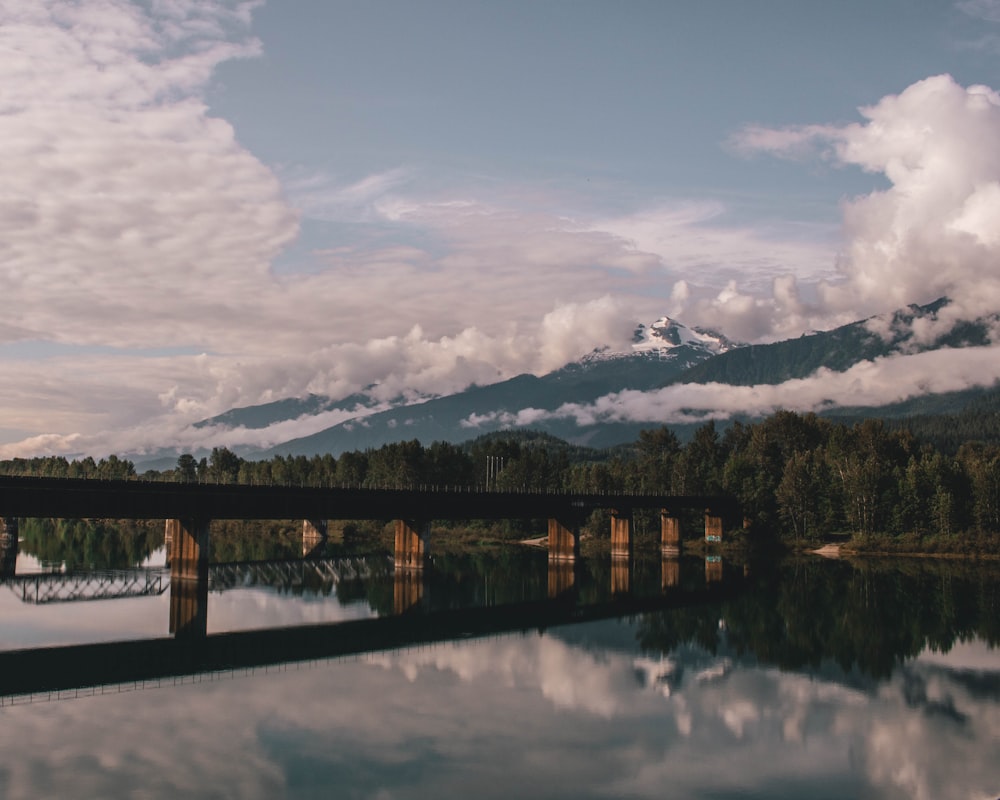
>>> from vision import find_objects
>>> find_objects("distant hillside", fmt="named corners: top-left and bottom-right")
top-left (158, 300), bottom-right (1000, 462)
top-left (254, 370), bottom-right (661, 458)
top-left (827, 383), bottom-right (1000, 453)
top-left (256, 323), bottom-right (728, 458)
top-left (194, 392), bottom-right (381, 431)
top-left (677, 298), bottom-right (991, 386)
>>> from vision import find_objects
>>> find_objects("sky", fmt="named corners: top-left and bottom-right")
top-left (3, 0), bottom-right (1000, 457)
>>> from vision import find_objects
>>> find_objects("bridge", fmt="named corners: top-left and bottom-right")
top-left (0, 475), bottom-right (738, 567)
top-left (0, 475), bottom-right (739, 634)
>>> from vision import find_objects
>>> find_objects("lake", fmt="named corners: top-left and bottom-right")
top-left (0, 530), bottom-right (997, 800)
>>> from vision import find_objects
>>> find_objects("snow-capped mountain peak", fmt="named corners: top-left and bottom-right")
top-left (630, 316), bottom-right (737, 357)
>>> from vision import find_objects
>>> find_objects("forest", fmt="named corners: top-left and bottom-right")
top-left (3, 410), bottom-right (1000, 553)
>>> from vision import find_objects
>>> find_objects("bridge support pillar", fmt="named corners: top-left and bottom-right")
top-left (547, 517), bottom-right (579, 598)
top-left (303, 519), bottom-right (328, 557)
top-left (167, 517), bottom-right (210, 639)
top-left (547, 517), bottom-right (579, 562)
top-left (1, 517), bottom-right (18, 578)
top-left (611, 512), bottom-right (632, 560)
top-left (705, 555), bottom-right (723, 583)
top-left (661, 510), bottom-right (681, 555)
top-left (705, 511), bottom-right (723, 543)
top-left (610, 511), bottom-right (632, 596)
top-left (394, 519), bottom-right (429, 570)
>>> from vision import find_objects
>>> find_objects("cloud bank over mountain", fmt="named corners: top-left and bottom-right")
top-left (462, 345), bottom-right (1000, 433)
top-left (727, 74), bottom-right (1000, 342)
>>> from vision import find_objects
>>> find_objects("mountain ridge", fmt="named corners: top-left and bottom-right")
top-left (161, 299), bottom-right (999, 463)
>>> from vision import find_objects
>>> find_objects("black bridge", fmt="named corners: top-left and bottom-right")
top-left (0, 475), bottom-right (736, 521)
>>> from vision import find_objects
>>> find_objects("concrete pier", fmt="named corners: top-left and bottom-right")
top-left (610, 512), bottom-right (632, 560)
top-left (705, 511), bottom-right (724, 543)
top-left (547, 517), bottom-right (579, 562)
top-left (610, 511), bottom-right (632, 595)
top-left (394, 519), bottom-right (429, 570)
top-left (661, 510), bottom-right (681, 555)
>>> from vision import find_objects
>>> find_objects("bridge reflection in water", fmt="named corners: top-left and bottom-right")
top-left (0, 547), bottom-right (702, 621)
top-left (0, 551), bottom-right (742, 702)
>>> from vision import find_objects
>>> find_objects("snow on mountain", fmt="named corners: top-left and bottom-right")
top-left (583, 316), bottom-right (740, 363)
top-left (631, 317), bottom-right (738, 356)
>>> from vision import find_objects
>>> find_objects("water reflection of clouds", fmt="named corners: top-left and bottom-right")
top-left (0, 577), bottom-right (377, 650)
top-left (0, 589), bottom-right (168, 649)
top-left (0, 626), bottom-right (996, 799)
top-left (207, 588), bottom-right (376, 633)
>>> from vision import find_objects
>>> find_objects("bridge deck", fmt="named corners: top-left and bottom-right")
top-left (0, 475), bottom-right (736, 521)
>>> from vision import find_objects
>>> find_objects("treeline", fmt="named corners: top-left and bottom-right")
top-left (5, 411), bottom-right (1000, 548)
top-left (0, 454), bottom-right (136, 480)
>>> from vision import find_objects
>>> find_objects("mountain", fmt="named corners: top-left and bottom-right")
top-left (251, 318), bottom-right (740, 458)
top-left (677, 298), bottom-right (991, 386)
top-left (191, 300), bottom-right (999, 460)
top-left (194, 392), bottom-right (383, 431)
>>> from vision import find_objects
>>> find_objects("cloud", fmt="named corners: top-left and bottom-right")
top-left (958, 0), bottom-right (1000, 23)
top-left (0, 0), bottom-right (296, 353)
top-left (728, 123), bottom-right (840, 162)
top-left (462, 345), bottom-right (1000, 430)
top-left (733, 75), bottom-right (1000, 339)
top-left (0, 1), bottom-right (667, 454)
top-left (591, 202), bottom-right (839, 294)
top-left (0, 296), bottom-right (634, 457)
top-left (5, 2), bottom-right (1000, 457)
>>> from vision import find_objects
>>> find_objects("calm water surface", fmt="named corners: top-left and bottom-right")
top-left (0, 531), bottom-right (997, 800)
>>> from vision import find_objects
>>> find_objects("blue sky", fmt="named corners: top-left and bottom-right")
top-left (3, 0), bottom-right (1000, 456)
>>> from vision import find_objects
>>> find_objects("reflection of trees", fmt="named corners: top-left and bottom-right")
top-left (637, 558), bottom-right (1000, 681)
top-left (208, 520), bottom-right (302, 563)
top-left (19, 518), bottom-right (161, 570)
top-left (637, 605), bottom-right (720, 655)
